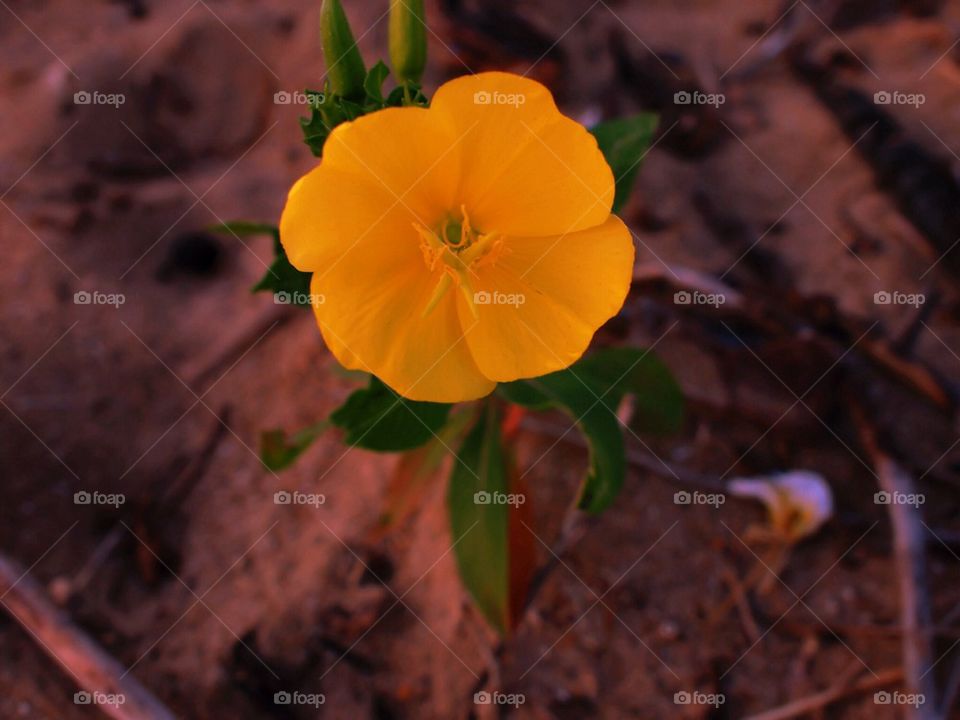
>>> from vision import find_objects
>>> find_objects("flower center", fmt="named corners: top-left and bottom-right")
top-left (415, 205), bottom-right (506, 318)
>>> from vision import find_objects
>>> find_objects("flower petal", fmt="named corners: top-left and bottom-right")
top-left (431, 72), bottom-right (614, 237)
top-left (321, 106), bottom-right (463, 227)
top-left (314, 253), bottom-right (495, 403)
top-left (280, 104), bottom-right (466, 272)
top-left (280, 164), bottom-right (408, 272)
top-left (458, 215), bottom-right (634, 382)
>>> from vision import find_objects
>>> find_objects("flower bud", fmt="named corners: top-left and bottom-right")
top-left (320, 0), bottom-right (366, 99)
top-left (389, 0), bottom-right (427, 84)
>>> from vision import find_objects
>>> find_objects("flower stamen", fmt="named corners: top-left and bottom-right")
top-left (416, 209), bottom-right (504, 318)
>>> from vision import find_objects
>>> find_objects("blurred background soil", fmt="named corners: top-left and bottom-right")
top-left (2, 0), bottom-right (960, 717)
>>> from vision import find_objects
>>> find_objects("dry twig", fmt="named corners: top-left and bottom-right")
top-left (855, 409), bottom-right (939, 720)
top-left (0, 553), bottom-right (176, 720)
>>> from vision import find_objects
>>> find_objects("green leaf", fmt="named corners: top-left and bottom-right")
top-left (261, 421), bottom-right (329, 471)
top-left (387, 82), bottom-right (427, 107)
top-left (299, 90), bottom-right (333, 156)
top-left (572, 347), bottom-right (684, 435)
top-left (448, 404), bottom-right (510, 632)
top-left (500, 373), bottom-right (625, 513)
top-left (298, 69), bottom-right (427, 156)
top-left (252, 240), bottom-right (312, 302)
top-left (590, 113), bottom-right (658, 213)
top-left (209, 221), bottom-right (276, 238)
top-left (499, 347), bottom-right (683, 512)
top-left (363, 61), bottom-right (391, 106)
top-left (299, 89), bottom-right (364, 156)
top-left (209, 222), bottom-right (313, 303)
top-left (330, 376), bottom-right (451, 452)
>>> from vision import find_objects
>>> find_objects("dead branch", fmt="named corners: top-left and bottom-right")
top-left (855, 410), bottom-right (939, 720)
top-left (0, 553), bottom-right (177, 720)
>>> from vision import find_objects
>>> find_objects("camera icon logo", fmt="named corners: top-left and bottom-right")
top-left (274, 691), bottom-right (292, 705)
top-left (674, 490), bottom-right (691, 505)
top-left (473, 290), bottom-right (491, 305)
top-left (874, 91), bottom-right (892, 105)
top-left (874, 691), bottom-right (891, 704)
top-left (474, 491), bottom-right (491, 505)
top-left (73, 91), bottom-right (92, 105)
top-left (873, 291), bottom-right (891, 304)
top-left (74, 290), bottom-right (92, 305)
top-left (274, 91), bottom-right (292, 104)
top-left (474, 691), bottom-right (492, 704)
top-left (74, 491), bottom-right (92, 505)
top-left (874, 491), bottom-right (891, 505)
top-left (674, 290), bottom-right (692, 305)
top-left (473, 90), bottom-right (491, 105)
top-left (674, 91), bottom-right (692, 105)
top-left (274, 491), bottom-right (292, 505)
top-left (274, 291), bottom-right (292, 304)
top-left (74, 691), bottom-right (92, 704)
top-left (674, 691), bottom-right (692, 704)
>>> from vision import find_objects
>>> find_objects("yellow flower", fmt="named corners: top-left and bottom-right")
top-left (280, 72), bottom-right (634, 402)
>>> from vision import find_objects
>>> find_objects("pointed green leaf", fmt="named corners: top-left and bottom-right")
top-left (299, 89), bottom-right (334, 156)
top-left (363, 61), bottom-right (391, 105)
top-left (209, 222), bottom-right (313, 303)
top-left (500, 373), bottom-right (625, 513)
top-left (499, 347), bottom-right (683, 512)
top-left (590, 113), bottom-right (658, 213)
top-left (261, 421), bottom-right (329, 471)
top-left (573, 347), bottom-right (684, 435)
top-left (298, 89), bottom-right (366, 156)
top-left (330, 376), bottom-right (451, 452)
top-left (209, 221), bottom-right (276, 238)
top-left (448, 404), bottom-right (510, 632)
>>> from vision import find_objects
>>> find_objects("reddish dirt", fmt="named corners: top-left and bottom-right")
top-left (2, 0), bottom-right (959, 718)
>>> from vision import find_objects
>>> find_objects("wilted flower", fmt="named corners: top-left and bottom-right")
top-left (728, 470), bottom-right (833, 542)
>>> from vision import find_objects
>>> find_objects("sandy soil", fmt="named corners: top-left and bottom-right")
top-left (1, 0), bottom-right (959, 718)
